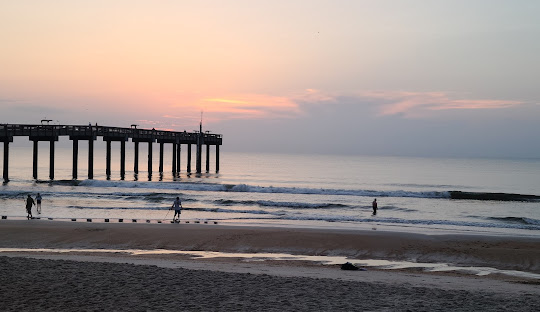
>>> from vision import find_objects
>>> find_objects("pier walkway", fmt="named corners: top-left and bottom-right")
top-left (0, 123), bottom-right (222, 181)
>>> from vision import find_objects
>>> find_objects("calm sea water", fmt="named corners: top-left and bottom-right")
top-left (1, 142), bottom-right (539, 236)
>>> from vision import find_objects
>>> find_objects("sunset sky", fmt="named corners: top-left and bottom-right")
top-left (1, 1), bottom-right (540, 158)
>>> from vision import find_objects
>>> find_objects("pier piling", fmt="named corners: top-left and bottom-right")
top-left (159, 142), bottom-right (164, 173)
top-left (72, 139), bottom-right (78, 179)
top-left (32, 140), bottom-right (38, 179)
top-left (2, 139), bottom-right (11, 182)
top-left (49, 140), bottom-right (55, 180)
top-left (88, 139), bottom-right (94, 179)
top-left (206, 144), bottom-right (210, 172)
top-left (216, 145), bottom-right (220, 172)
top-left (106, 140), bottom-right (111, 178)
top-left (176, 143), bottom-right (181, 173)
top-left (120, 140), bottom-right (126, 179)
top-left (187, 144), bottom-right (192, 172)
top-left (172, 142), bottom-right (177, 173)
top-left (148, 142), bottom-right (153, 177)
top-left (134, 141), bottom-right (139, 174)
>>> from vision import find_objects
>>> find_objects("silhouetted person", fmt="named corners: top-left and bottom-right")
top-left (25, 195), bottom-right (35, 219)
top-left (171, 197), bottom-right (182, 222)
top-left (372, 198), bottom-right (377, 215)
top-left (36, 193), bottom-right (42, 214)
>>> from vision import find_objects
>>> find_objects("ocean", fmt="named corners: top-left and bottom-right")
top-left (1, 142), bottom-right (539, 236)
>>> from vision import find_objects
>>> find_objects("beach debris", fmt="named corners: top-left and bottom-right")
top-left (341, 262), bottom-right (366, 271)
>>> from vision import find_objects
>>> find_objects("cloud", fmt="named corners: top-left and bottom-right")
top-left (164, 89), bottom-right (526, 125)
top-left (357, 91), bottom-right (524, 117)
top-left (167, 93), bottom-right (302, 122)
top-left (294, 89), bottom-right (336, 103)
top-left (202, 95), bottom-right (301, 119)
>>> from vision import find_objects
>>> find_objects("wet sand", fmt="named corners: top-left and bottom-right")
top-left (1, 220), bottom-right (539, 311)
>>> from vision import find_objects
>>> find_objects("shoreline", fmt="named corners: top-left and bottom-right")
top-left (3, 213), bottom-right (540, 239)
top-left (1, 219), bottom-right (539, 274)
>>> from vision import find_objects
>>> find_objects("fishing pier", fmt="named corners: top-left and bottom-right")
top-left (0, 123), bottom-right (222, 182)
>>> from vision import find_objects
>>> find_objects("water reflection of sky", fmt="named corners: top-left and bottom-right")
top-left (1, 248), bottom-right (539, 280)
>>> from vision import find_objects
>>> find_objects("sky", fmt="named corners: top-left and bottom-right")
top-left (1, 1), bottom-right (540, 158)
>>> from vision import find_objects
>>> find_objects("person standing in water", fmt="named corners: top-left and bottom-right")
top-left (36, 193), bottom-right (42, 214)
top-left (171, 197), bottom-right (182, 222)
top-left (25, 195), bottom-right (35, 219)
top-left (372, 198), bottom-right (378, 215)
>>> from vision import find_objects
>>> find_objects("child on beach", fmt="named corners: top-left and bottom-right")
top-left (25, 195), bottom-right (35, 219)
top-left (171, 197), bottom-right (182, 222)
top-left (36, 193), bottom-right (42, 214)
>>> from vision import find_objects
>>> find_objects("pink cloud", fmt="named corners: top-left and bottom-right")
top-left (155, 89), bottom-right (524, 127)
top-left (355, 91), bottom-right (524, 117)
top-left (294, 89), bottom-right (336, 103)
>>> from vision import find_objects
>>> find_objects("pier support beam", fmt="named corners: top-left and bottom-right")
top-left (106, 140), bottom-right (111, 178)
top-left (148, 142), bottom-right (153, 176)
top-left (72, 140), bottom-right (78, 180)
top-left (159, 142), bottom-right (164, 173)
top-left (49, 140), bottom-right (55, 180)
top-left (177, 144), bottom-right (181, 173)
top-left (216, 145), bottom-right (220, 173)
top-left (187, 144), bottom-right (191, 172)
top-left (196, 141), bottom-right (202, 174)
top-left (172, 143), bottom-right (177, 173)
top-left (120, 140), bottom-right (126, 180)
top-left (206, 144), bottom-right (210, 172)
top-left (88, 139), bottom-right (94, 179)
top-left (33, 140), bottom-right (38, 179)
top-left (134, 141), bottom-right (139, 174)
top-left (2, 140), bottom-right (11, 182)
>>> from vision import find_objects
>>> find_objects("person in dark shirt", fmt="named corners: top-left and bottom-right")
top-left (25, 195), bottom-right (35, 219)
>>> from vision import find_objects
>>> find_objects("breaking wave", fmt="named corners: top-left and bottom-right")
top-left (214, 199), bottom-right (349, 209)
top-left (488, 216), bottom-right (540, 226)
top-left (76, 179), bottom-right (450, 199)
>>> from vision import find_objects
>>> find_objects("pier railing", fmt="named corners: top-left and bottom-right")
top-left (1, 124), bottom-right (222, 141)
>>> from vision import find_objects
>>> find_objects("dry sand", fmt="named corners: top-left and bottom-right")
top-left (1, 220), bottom-right (539, 311)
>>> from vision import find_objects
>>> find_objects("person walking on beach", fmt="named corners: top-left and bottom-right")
top-left (171, 197), bottom-right (182, 222)
top-left (36, 193), bottom-right (42, 214)
top-left (372, 198), bottom-right (378, 215)
top-left (25, 195), bottom-right (35, 219)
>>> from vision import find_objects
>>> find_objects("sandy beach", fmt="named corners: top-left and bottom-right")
top-left (1, 220), bottom-right (539, 311)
